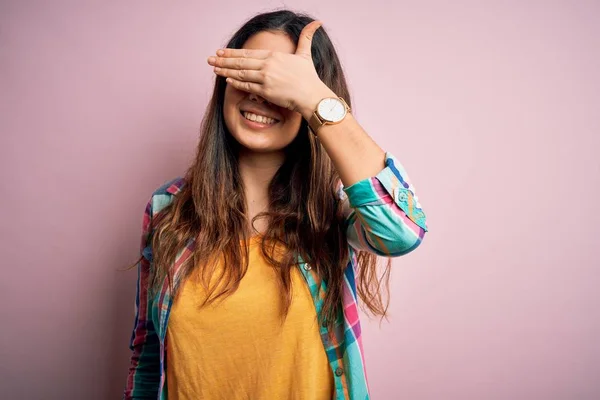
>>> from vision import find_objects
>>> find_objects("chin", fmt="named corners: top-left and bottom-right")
top-left (229, 119), bottom-right (294, 153)
top-left (235, 134), bottom-right (283, 153)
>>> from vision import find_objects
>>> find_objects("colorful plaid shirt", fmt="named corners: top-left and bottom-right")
top-left (123, 151), bottom-right (428, 400)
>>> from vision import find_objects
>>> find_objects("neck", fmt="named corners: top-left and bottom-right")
top-left (237, 149), bottom-right (285, 233)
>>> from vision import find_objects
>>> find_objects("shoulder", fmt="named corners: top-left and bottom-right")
top-left (149, 176), bottom-right (187, 215)
top-left (152, 176), bottom-right (186, 196)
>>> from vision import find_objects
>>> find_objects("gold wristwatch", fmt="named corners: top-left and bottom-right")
top-left (308, 96), bottom-right (351, 136)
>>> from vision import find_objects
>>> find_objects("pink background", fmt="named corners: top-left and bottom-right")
top-left (2, 1), bottom-right (599, 399)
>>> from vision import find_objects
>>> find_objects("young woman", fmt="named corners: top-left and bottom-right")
top-left (124, 9), bottom-right (428, 400)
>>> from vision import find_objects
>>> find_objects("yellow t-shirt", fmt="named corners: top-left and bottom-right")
top-left (166, 236), bottom-right (334, 399)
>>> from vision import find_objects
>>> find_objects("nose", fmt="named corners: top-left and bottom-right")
top-left (249, 92), bottom-right (271, 106)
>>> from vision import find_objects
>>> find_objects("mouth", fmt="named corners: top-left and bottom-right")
top-left (239, 110), bottom-right (281, 129)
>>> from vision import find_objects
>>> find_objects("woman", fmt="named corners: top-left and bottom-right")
top-left (124, 9), bottom-right (428, 400)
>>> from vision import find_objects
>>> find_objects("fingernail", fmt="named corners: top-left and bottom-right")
top-left (207, 56), bottom-right (216, 64)
top-left (216, 49), bottom-right (225, 56)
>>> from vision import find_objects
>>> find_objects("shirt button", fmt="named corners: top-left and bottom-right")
top-left (335, 367), bottom-right (344, 377)
top-left (303, 264), bottom-right (312, 271)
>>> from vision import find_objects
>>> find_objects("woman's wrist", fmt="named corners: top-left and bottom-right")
top-left (297, 82), bottom-right (337, 121)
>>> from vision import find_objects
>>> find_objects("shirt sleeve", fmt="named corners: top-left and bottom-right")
top-left (339, 151), bottom-right (428, 257)
top-left (123, 196), bottom-right (161, 399)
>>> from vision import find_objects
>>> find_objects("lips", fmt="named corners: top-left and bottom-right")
top-left (239, 105), bottom-right (281, 122)
top-left (241, 111), bottom-right (278, 125)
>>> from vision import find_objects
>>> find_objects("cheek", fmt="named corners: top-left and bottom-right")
top-left (280, 114), bottom-right (304, 140)
top-left (223, 86), bottom-right (242, 123)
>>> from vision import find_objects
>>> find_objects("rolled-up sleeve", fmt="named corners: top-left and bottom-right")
top-left (340, 151), bottom-right (428, 257)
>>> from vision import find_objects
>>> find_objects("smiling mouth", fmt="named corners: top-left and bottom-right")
top-left (239, 110), bottom-right (280, 125)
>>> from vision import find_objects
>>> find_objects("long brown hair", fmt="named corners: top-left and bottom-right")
top-left (135, 10), bottom-right (391, 332)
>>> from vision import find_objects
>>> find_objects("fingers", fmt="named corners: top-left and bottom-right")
top-left (295, 20), bottom-right (323, 58)
top-left (207, 54), bottom-right (265, 83)
top-left (207, 56), bottom-right (264, 70)
top-left (216, 48), bottom-right (271, 59)
top-left (213, 67), bottom-right (264, 83)
top-left (224, 77), bottom-right (262, 94)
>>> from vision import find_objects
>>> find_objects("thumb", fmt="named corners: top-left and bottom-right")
top-left (295, 20), bottom-right (323, 58)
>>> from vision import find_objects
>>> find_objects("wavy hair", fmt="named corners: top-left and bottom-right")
top-left (132, 9), bottom-right (391, 332)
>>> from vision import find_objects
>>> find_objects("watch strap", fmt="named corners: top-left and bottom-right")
top-left (308, 112), bottom-right (325, 136)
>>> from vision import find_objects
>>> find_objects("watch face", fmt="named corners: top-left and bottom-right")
top-left (317, 98), bottom-right (346, 122)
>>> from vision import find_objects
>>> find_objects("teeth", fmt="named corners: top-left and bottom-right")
top-left (243, 112), bottom-right (277, 124)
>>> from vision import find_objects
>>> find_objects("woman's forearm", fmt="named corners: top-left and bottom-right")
top-left (299, 84), bottom-right (387, 187)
